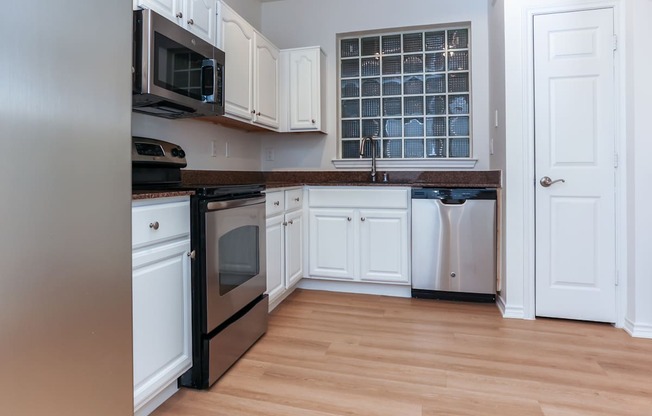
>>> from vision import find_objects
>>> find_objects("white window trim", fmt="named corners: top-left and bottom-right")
top-left (332, 158), bottom-right (477, 170)
top-left (337, 25), bottom-right (473, 162)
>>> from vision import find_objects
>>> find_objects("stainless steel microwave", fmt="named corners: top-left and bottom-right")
top-left (132, 9), bottom-right (225, 119)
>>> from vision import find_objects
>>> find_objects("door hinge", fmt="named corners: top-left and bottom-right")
top-left (613, 34), bottom-right (618, 51)
top-left (614, 152), bottom-right (619, 168)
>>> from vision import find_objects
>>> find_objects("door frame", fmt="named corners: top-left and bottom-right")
top-left (519, 0), bottom-right (627, 325)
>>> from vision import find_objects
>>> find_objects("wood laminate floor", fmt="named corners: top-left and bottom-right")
top-left (153, 289), bottom-right (652, 416)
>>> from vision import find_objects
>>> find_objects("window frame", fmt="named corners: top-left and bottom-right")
top-left (334, 23), bottom-right (476, 168)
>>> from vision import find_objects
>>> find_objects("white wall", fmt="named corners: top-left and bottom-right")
top-left (625, 0), bottom-right (652, 337)
top-left (502, 0), bottom-right (652, 333)
top-left (223, 0), bottom-right (262, 30)
top-left (488, 0), bottom-right (507, 302)
top-left (132, 113), bottom-right (264, 171)
top-left (260, 0), bottom-right (491, 171)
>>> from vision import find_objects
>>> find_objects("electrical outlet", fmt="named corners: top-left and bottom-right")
top-left (211, 140), bottom-right (217, 157)
top-left (265, 147), bottom-right (275, 161)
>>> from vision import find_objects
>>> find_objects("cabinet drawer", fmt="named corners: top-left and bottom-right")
top-left (265, 191), bottom-right (285, 217)
top-left (132, 199), bottom-right (190, 248)
top-left (308, 187), bottom-right (409, 209)
top-left (284, 188), bottom-right (303, 211)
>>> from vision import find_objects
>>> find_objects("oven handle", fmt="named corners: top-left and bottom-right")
top-left (205, 196), bottom-right (266, 211)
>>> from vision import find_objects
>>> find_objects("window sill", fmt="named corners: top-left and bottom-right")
top-left (331, 158), bottom-right (478, 170)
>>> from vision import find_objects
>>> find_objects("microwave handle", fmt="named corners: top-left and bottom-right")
top-left (201, 58), bottom-right (217, 103)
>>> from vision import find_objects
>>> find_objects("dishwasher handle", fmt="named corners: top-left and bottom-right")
top-left (440, 198), bottom-right (467, 205)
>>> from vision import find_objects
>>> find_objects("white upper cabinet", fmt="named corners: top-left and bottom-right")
top-left (184, 0), bottom-right (215, 44)
top-left (217, 1), bottom-right (279, 130)
top-left (135, 0), bottom-right (215, 45)
top-left (219, 2), bottom-right (255, 121)
top-left (281, 47), bottom-right (327, 133)
top-left (254, 33), bottom-right (280, 129)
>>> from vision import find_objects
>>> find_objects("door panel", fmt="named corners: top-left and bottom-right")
top-left (534, 8), bottom-right (616, 322)
top-left (308, 209), bottom-right (355, 279)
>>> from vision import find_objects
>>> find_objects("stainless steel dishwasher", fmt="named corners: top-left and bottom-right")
top-left (411, 188), bottom-right (497, 302)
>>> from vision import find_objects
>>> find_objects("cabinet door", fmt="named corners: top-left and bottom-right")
top-left (132, 239), bottom-right (192, 411)
top-left (136, 0), bottom-right (181, 23)
top-left (184, 0), bottom-right (215, 44)
top-left (253, 32), bottom-right (280, 129)
top-left (309, 208), bottom-right (356, 280)
top-left (266, 215), bottom-right (285, 305)
top-left (285, 209), bottom-right (304, 287)
top-left (289, 48), bottom-right (320, 130)
top-left (359, 209), bottom-right (410, 284)
top-left (220, 3), bottom-right (254, 121)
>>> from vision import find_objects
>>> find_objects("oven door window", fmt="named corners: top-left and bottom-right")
top-left (154, 32), bottom-right (208, 101)
top-left (218, 225), bottom-right (260, 295)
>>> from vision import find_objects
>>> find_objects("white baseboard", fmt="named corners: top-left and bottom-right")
top-left (624, 317), bottom-right (652, 339)
top-left (298, 278), bottom-right (412, 298)
top-left (134, 381), bottom-right (178, 416)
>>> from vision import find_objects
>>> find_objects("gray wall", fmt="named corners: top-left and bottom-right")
top-left (0, 2), bottom-right (134, 414)
top-left (260, 0), bottom-right (491, 171)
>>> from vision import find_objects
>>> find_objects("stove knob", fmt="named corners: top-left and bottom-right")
top-left (178, 149), bottom-right (185, 158)
top-left (171, 148), bottom-right (179, 157)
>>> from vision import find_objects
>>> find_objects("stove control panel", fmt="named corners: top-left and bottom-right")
top-left (132, 137), bottom-right (187, 167)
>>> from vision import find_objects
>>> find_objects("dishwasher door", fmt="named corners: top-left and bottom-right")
top-left (411, 188), bottom-right (496, 301)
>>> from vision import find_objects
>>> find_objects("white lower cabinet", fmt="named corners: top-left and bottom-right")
top-left (307, 187), bottom-right (410, 285)
top-left (265, 188), bottom-right (304, 309)
top-left (132, 197), bottom-right (192, 416)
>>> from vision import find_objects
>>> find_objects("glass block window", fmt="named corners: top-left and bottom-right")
top-left (338, 26), bottom-right (471, 159)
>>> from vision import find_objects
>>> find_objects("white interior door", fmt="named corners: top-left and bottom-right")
top-left (534, 8), bottom-right (616, 322)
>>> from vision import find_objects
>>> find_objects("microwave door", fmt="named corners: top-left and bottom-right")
top-left (135, 9), bottom-right (218, 117)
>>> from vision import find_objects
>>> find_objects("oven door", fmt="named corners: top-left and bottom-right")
top-left (203, 196), bottom-right (266, 333)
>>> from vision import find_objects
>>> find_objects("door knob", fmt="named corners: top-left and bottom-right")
top-left (540, 176), bottom-right (566, 187)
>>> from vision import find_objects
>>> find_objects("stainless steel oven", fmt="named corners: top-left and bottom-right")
top-left (181, 184), bottom-right (268, 389)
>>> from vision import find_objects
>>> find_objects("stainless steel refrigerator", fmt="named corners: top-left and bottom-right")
top-left (0, 2), bottom-right (133, 414)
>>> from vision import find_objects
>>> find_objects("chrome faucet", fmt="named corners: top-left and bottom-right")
top-left (359, 136), bottom-right (377, 182)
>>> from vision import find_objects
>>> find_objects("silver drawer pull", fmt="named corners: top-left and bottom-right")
top-left (361, 217), bottom-right (366, 222)
top-left (283, 221), bottom-right (288, 226)
top-left (187, 250), bottom-right (196, 259)
top-left (294, 197), bottom-right (300, 202)
top-left (149, 221), bottom-right (160, 230)
top-left (288, 220), bottom-right (294, 225)
top-left (274, 201), bottom-right (280, 206)
top-left (347, 217), bottom-right (351, 221)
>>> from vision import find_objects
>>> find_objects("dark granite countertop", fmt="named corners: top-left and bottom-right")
top-left (132, 190), bottom-right (195, 200)
top-left (133, 170), bottom-right (501, 198)
top-left (180, 170), bottom-right (501, 189)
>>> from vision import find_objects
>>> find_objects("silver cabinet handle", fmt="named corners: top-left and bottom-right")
top-left (288, 220), bottom-right (294, 225)
top-left (149, 221), bottom-right (159, 230)
top-left (347, 217), bottom-right (352, 221)
top-left (187, 18), bottom-right (194, 25)
top-left (294, 197), bottom-right (300, 202)
top-left (283, 221), bottom-right (288, 226)
top-left (311, 119), bottom-right (316, 124)
top-left (187, 250), bottom-right (196, 260)
top-left (361, 217), bottom-right (366, 222)
top-left (274, 201), bottom-right (280, 206)
top-left (540, 176), bottom-right (566, 187)
top-left (176, 12), bottom-right (183, 18)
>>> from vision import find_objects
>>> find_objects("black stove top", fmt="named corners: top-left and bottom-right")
top-left (185, 183), bottom-right (265, 199)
